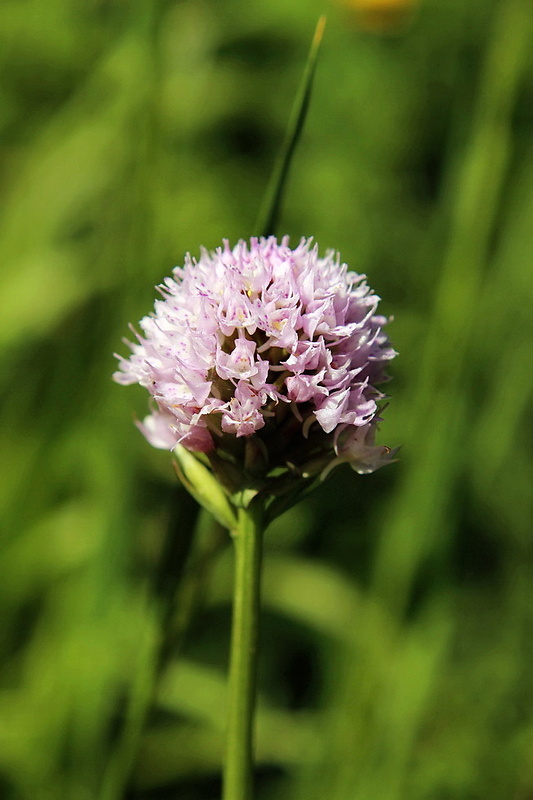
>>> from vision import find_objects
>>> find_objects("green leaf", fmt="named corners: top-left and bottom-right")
top-left (173, 445), bottom-right (237, 531)
top-left (254, 16), bottom-right (326, 238)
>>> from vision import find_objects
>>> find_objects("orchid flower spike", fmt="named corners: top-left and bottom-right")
top-left (114, 237), bottom-right (397, 508)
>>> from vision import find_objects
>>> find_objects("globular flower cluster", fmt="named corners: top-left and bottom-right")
top-left (114, 237), bottom-right (396, 479)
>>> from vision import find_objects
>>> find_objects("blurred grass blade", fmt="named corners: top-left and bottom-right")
top-left (372, 0), bottom-right (533, 611)
top-left (255, 16), bottom-right (326, 238)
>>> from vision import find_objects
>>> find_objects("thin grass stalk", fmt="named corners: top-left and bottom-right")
top-left (255, 16), bottom-right (326, 238)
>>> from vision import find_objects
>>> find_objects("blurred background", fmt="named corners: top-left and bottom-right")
top-left (1, 0), bottom-right (533, 798)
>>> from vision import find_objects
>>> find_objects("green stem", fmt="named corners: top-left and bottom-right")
top-left (222, 504), bottom-right (265, 800)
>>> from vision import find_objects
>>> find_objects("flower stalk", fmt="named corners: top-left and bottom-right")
top-left (223, 502), bottom-right (265, 800)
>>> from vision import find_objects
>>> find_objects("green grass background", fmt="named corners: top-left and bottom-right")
top-left (1, 1), bottom-right (532, 798)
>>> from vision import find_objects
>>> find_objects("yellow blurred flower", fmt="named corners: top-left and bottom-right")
top-left (339, 0), bottom-right (419, 33)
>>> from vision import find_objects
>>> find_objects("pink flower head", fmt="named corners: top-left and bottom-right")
top-left (114, 237), bottom-right (396, 477)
